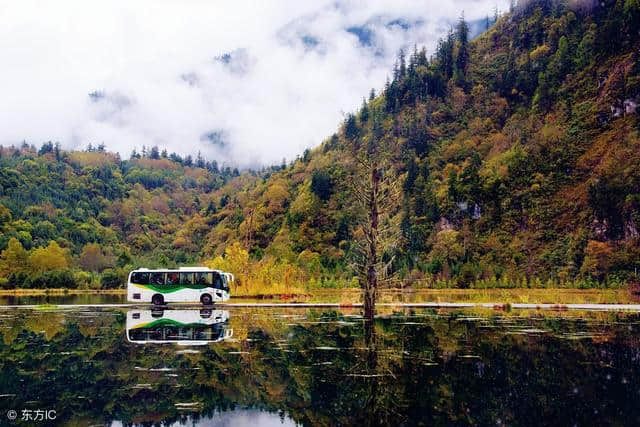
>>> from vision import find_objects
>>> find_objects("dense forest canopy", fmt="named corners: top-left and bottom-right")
top-left (0, 0), bottom-right (639, 290)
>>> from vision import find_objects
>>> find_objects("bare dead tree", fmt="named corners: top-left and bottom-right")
top-left (345, 106), bottom-right (402, 320)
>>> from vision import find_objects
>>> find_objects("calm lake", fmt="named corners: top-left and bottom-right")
top-left (1, 305), bottom-right (639, 426)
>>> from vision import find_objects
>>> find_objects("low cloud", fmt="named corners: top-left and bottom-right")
top-left (0, 0), bottom-right (508, 167)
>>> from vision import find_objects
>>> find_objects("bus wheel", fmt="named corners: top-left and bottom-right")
top-left (200, 294), bottom-right (213, 306)
top-left (152, 294), bottom-right (164, 306)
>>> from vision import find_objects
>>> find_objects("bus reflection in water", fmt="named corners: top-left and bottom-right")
top-left (126, 309), bottom-right (233, 345)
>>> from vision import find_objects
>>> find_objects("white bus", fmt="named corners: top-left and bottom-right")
top-left (126, 309), bottom-right (233, 345)
top-left (127, 266), bottom-right (232, 305)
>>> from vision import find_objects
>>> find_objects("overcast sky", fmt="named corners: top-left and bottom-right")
top-left (0, 0), bottom-right (508, 167)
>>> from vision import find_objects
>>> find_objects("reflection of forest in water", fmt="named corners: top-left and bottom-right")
top-left (1, 308), bottom-right (640, 426)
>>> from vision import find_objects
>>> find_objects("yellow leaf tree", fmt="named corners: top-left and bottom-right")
top-left (430, 230), bottom-right (464, 280)
top-left (29, 241), bottom-right (69, 274)
top-left (205, 242), bottom-right (249, 287)
top-left (0, 238), bottom-right (29, 277)
top-left (580, 240), bottom-right (613, 281)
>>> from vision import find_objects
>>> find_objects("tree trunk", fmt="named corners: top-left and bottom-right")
top-left (364, 164), bottom-right (379, 321)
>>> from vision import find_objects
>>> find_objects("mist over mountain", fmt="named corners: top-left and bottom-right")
top-left (0, 0), bottom-right (509, 167)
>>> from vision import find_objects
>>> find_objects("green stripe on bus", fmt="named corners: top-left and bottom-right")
top-left (132, 318), bottom-right (210, 329)
top-left (133, 283), bottom-right (212, 293)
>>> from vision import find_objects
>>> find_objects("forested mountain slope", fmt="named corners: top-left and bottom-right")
top-left (0, 0), bottom-right (639, 289)
top-left (0, 146), bottom-right (249, 288)
top-left (205, 0), bottom-right (640, 288)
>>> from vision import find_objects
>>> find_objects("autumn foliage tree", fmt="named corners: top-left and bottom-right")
top-left (79, 243), bottom-right (112, 272)
top-left (29, 241), bottom-right (69, 274)
top-left (0, 238), bottom-right (29, 277)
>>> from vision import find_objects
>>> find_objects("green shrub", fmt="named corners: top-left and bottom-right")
top-left (7, 271), bottom-right (30, 289)
top-left (74, 271), bottom-right (95, 290)
top-left (28, 270), bottom-right (77, 289)
top-left (101, 269), bottom-right (123, 289)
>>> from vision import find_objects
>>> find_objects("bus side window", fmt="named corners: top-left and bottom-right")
top-left (180, 273), bottom-right (194, 285)
top-left (213, 272), bottom-right (223, 289)
top-left (150, 272), bottom-right (165, 286)
top-left (205, 272), bottom-right (214, 287)
top-left (132, 272), bottom-right (149, 284)
top-left (195, 272), bottom-right (209, 285)
top-left (166, 272), bottom-right (179, 285)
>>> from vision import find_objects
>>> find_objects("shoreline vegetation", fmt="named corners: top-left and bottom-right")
top-left (1, 287), bottom-right (637, 305)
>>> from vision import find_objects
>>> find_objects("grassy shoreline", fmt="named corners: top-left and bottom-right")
top-left (0, 289), bottom-right (126, 296)
top-left (0, 287), bottom-right (637, 305)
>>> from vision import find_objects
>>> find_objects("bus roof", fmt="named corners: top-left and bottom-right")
top-left (133, 267), bottom-right (214, 272)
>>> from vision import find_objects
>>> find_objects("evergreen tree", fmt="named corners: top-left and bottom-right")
top-left (303, 148), bottom-right (311, 163)
top-left (413, 176), bottom-right (438, 222)
top-left (436, 29), bottom-right (455, 80)
top-left (170, 152), bottom-right (182, 164)
top-left (196, 151), bottom-right (205, 168)
top-left (455, 13), bottom-right (470, 79)
top-left (459, 152), bottom-right (483, 205)
top-left (205, 199), bottom-right (217, 215)
top-left (575, 24), bottom-right (596, 69)
top-left (533, 71), bottom-right (551, 112)
top-left (344, 113), bottom-right (359, 140)
top-left (548, 36), bottom-right (571, 84)
top-left (150, 145), bottom-right (160, 159)
top-left (384, 77), bottom-right (397, 113)
top-left (403, 157), bottom-right (418, 194)
top-left (360, 98), bottom-right (370, 123)
top-left (409, 45), bottom-right (418, 74)
top-left (311, 170), bottom-right (333, 201)
top-left (417, 47), bottom-right (428, 66)
top-left (38, 141), bottom-right (53, 156)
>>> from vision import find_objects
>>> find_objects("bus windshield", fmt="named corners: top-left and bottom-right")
top-left (221, 274), bottom-right (230, 292)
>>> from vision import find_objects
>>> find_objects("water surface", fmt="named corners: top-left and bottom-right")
top-left (0, 306), bottom-right (639, 425)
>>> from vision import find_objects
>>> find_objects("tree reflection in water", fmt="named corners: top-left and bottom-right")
top-left (0, 307), bottom-right (639, 425)
top-left (362, 312), bottom-right (379, 427)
